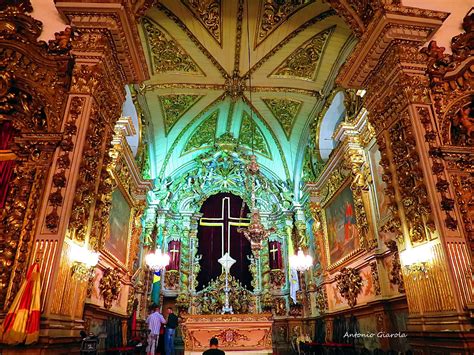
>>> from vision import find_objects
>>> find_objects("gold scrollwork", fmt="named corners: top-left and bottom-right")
top-left (99, 267), bottom-right (122, 309)
top-left (334, 267), bottom-right (363, 308)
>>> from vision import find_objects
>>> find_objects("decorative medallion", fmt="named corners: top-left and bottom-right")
top-left (262, 98), bottom-right (302, 138)
top-left (182, 0), bottom-right (222, 45)
top-left (256, 0), bottom-right (315, 47)
top-left (143, 18), bottom-right (200, 74)
top-left (158, 94), bottom-right (203, 135)
top-left (270, 28), bottom-right (332, 81)
top-left (183, 110), bottom-right (218, 154)
top-left (239, 112), bottom-right (271, 158)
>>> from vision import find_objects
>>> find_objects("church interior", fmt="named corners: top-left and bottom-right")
top-left (0, 0), bottom-right (473, 354)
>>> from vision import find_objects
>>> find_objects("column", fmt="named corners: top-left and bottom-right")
top-left (336, 5), bottom-right (473, 350)
top-left (30, 0), bottom-right (148, 340)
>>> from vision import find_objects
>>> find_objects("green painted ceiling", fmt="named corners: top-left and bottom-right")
top-left (137, 0), bottom-right (355, 199)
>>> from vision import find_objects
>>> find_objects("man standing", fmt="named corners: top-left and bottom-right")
top-left (202, 337), bottom-right (225, 355)
top-left (164, 307), bottom-right (178, 355)
top-left (146, 305), bottom-right (166, 355)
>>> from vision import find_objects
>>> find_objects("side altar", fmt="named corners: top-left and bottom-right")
top-left (182, 313), bottom-right (273, 354)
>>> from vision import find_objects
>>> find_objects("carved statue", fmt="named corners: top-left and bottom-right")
top-left (451, 107), bottom-right (474, 145)
top-left (48, 27), bottom-right (73, 55)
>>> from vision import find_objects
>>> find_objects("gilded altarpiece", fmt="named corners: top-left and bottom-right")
top-left (305, 97), bottom-right (408, 349)
top-left (143, 138), bottom-right (300, 320)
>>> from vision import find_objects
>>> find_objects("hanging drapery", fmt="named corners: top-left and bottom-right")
top-left (197, 193), bottom-right (251, 290)
top-left (0, 263), bottom-right (41, 345)
top-left (268, 240), bottom-right (283, 269)
top-left (166, 240), bottom-right (181, 270)
top-left (0, 121), bottom-right (16, 208)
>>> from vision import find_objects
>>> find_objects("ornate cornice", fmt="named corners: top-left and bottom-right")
top-left (337, 6), bottom-right (448, 88)
top-left (55, 0), bottom-right (149, 83)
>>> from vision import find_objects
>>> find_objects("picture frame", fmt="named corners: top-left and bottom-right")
top-left (322, 180), bottom-right (360, 266)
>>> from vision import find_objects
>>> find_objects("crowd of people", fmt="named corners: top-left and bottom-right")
top-left (146, 305), bottom-right (225, 355)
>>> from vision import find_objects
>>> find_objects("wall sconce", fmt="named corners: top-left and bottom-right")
top-left (400, 242), bottom-right (434, 279)
top-left (69, 243), bottom-right (100, 281)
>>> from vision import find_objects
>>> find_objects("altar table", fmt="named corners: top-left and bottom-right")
top-left (181, 313), bottom-right (273, 354)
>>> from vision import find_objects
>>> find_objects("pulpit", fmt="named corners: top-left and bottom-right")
top-left (182, 313), bottom-right (273, 354)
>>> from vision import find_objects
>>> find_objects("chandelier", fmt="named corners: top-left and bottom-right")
top-left (145, 248), bottom-right (170, 270)
top-left (237, 3), bottom-right (275, 254)
top-left (289, 249), bottom-right (313, 272)
top-left (238, 156), bottom-right (275, 253)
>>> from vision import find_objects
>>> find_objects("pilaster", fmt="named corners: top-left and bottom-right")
top-left (336, 4), bottom-right (473, 351)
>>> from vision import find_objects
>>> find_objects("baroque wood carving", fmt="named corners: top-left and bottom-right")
top-left (99, 268), bottom-right (122, 309)
top-left (334, 267), bottom-right (362, 308)
top-left (0, 0), bottom-right (71, 308)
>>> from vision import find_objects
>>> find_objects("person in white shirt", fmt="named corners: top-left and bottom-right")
top-left (146, 305), bottom-right (167, 355)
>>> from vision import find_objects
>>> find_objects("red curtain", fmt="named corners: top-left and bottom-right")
top-left (166, 240), bottom-right (181, 270)
top-left (196, 193), bottom-right (251, 290)
top-left (268, 241), bottom-right (283, 270)
top-left (0, 121), bottom-right (15, 208)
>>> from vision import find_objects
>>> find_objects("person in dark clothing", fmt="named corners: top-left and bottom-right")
top-left (202, 337), bottom-right (225, 355)
top-left (164, 307), bottom-right (179, 355)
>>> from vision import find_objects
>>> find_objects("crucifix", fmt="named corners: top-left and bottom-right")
top-left (270, 245), bottom-right (279, 262)
top-left (169, 244), bottom-right (180, 262)
top-left (199, 196), bottom-right (250, 270)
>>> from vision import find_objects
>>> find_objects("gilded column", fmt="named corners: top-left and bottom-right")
top-left (0, 1), bottom-right (72, 312)
top-left (337, 4), bottom-right (473, 350)
top-left (28, 0), bottom-right (148, 339)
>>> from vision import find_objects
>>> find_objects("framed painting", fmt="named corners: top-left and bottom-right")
top-left (368, 143), bottom-right (390, 224)
top-left (106, 188), bottom-right (131, 264)
top-left (324, 182), bottom-right (359, 265)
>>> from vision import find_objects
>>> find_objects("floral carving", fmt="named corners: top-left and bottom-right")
top-left (335, 267), bottom-right (363, 308)
top-left (269, 269), bottom-right (285, 289)
top-left (385, 240), bottom-right (405, 293)
top-left (99, 268), bottom-right (122, 309)
top-left (183, 110), bottom-right (218, 153)
top-left (451, 175), bottom-right (474, 245)
top-left (271, 28), bottom-right (332, 81)
top-left (158, 94), bottom-right (202, 135)
top-left (45, 98), bottom-right (83, 232)
top-left (370, 261), bottom-right (381, 296)
top-left (182, 0), bottom-right (222, 44)
top-left (262, 98), bottom-right (302, 138)
top-left (165, 270), bottom-right (180, 290)
top-left (0, 5), bottom-right (70, 305)
top-left (272, 297), bottom-right (287, 316)
top-left (347, 0), bottom-right (379, 27)
top-left (143, 18), bottom-right (199, 74)
top-left (196, 273), bottom-right (253, 314)
top-left (389, 116), bottom-right (432, 243)
top-left (256, 0), bottom-right (314, 46)
top-left (314, 286), bottom-right (328, 314)
top-left (239, 112), bottom-right (270, 158)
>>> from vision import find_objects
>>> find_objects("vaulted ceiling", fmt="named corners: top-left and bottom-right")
top-left (138, 0), bottom-right (354, 194)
